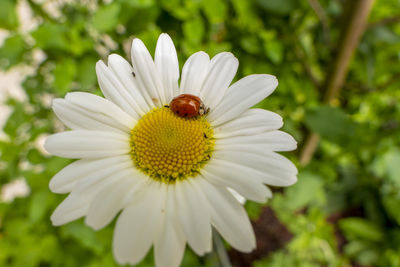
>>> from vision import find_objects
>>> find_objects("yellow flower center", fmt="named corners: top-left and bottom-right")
top-left (130, 107), bottom-right (214, 183)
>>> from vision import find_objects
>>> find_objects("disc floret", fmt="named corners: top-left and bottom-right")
top-left (130, 107), bottom-right (214, 183)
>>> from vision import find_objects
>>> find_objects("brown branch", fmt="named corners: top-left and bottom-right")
top-left (299, 134), bottom-right (320, 166)
top-left (299, 0), bottom-right (375, 166)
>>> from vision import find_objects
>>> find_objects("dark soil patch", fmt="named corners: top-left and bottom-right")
top-left (228, 206), bottom-right (293, 267)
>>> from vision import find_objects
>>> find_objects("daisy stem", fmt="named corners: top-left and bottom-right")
top-left (212, 229), bottom-right (233, 267)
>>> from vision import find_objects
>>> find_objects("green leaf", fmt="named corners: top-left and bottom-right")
top-left (202, 0), bottom-right (227, 24)
top-left (356, 248), bottom-right (380, 266)
top-left (305, 105), bottom-right (356, 144)
top-left (183, 16), bottom-right (204, 45)
top-left (0, 34), bottom-right (26, 69)
top-left (3, 102), bottom-right (26, 136)
top-left (29, 191), bottom-right (50, 223)
top-left (382, 193), bottom-right (400, 225)
top-left (0, 0), bottom-right (18, 29)
top-left (66, 22), bottom-right (95, 56)
top-left (240, 36), bottom-right (261, 54)
top-left (76, 57), bottom-right (97, 90)
top-left (283, 172), bottom-right (325, 211)
top-left (32, 23), bottom-right (68, 51)
top-left (52, 58), bottom-right (77, 95)
top-left (339, 217), bottom-right (384, 242)
top-left (5, 218), bottom-right (31, 239)
top-left (231, 0), bottom-right (262, 32)
top-left (91, 3), bottom-right (121, 32)
top-left (256, 0), bottom-right (299, 14)
top-left (380, 148), bottom-right (400, 184)
top-left (261, 31), bottom-right (283, 64)
top-left (343, 240), bottom-right (369, 257)
top-left (265, 41), bottom-right (283, 64)
top-left (27, 148), bottom-right (45, 164)
top-left (62, 222), bottom-right (105, 254)
top-left (120, 0), bottom-right (155, 8)
top-left (369, 26), bottom-right (400, 44)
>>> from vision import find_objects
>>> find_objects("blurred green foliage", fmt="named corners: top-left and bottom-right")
top-left (1, 0), bottom-right (400, 266)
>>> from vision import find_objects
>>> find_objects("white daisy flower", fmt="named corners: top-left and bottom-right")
top-left (45, 33), bottom-right (297, 267)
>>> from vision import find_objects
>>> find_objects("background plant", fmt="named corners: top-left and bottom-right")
top-left (0, 0), bottom-right (399, 266)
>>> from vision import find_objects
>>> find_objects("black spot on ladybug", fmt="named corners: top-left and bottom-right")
top-left (184, 113), bottom-right (188, 117)
top-left (176, 110), bottom-right (180, 114)
top-left (132, 71), bottom-right (136, 77)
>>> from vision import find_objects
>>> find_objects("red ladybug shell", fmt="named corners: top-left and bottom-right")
top-left (169, 94), bottom-right (206, 118)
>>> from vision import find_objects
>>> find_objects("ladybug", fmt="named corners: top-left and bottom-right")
top-left (169, 94), bottom-right (209, 118)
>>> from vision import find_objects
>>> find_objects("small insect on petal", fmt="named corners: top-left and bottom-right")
top-left (169, 94), bottom-right (208, 118)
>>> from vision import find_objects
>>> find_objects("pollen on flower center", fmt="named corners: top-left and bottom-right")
top-left (130, 107), bottom-right (214, 183)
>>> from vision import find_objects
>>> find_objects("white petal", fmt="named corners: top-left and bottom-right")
top-left (113, 182), bottom-right (166, 265)
top-left (107, 54), bottom-right (151, 116)
top-left (65, 92), bottom-right (136, 130)
top-left (51, 163), bottom-right (131, 226)
top-left (53, 98), bottom-right (131, 134)
top-left (175, 179), bottom-right (212, 255)
top-left (180, 51), bottom-right (210, 96)
top-left (85, 172), bottom-right (144, 230)
top-left (49, 155), bottom-right (132, 193)
top-left (198, 179), bottom-right (256, 252)
top-left (44, 130), bottom-right (130, 158)
top-left (51, 193), bottom-right (89, 226)
top-left (96, 61), bottom-right (141, 119)
top-left (51, 157), bottom-right (135, 227)
top-left (155, 33), bottom-right (179, 103)
top-left (154, 184), bottom-right (186, 267)
top-left (202, 160), bottom-right (272, 203)
top-left (213, 150), bottom-right (298, 186)
top-left (200, 52), bottom-right (238, 109)
top-left (216, 131), bottom-right (297, 152)
top-left (72, 161), bottom-right (134, 194)
top-left (213, 108), bottom-right (283, 138)
top-left (131, 38), bottom-right (165, 106)
top-left (228, 188), bottom-right (246, 204)
top-left (208, 74), bottom-right (278, 126)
